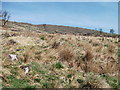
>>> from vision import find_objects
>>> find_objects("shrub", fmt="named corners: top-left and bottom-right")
top-left (59, 48), bottom-right (75, 62)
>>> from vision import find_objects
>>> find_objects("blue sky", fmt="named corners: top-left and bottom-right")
top-left (2, 2), bottom-right (118, 33)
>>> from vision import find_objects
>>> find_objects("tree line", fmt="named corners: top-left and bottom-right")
top-left (99, 28), bottom-right (115, 34)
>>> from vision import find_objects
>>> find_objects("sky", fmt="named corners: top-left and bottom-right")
top-left (2, 2), bottom-right (118, 33)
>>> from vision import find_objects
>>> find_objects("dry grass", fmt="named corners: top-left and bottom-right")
top-left (7, 39), bottom-right (16, 45)
top-left (1, 26), bottom-right (119, 88)
top-left (107, 43), bottom-right (115, 54)
top-left (22, 53), bottom-right (29, 63)
top-left (80, 50), bottom-right (94, 73)
top-left (51, 41), bottom-right (60, 49)
top-left (83, 50), bottom-right (94, 62)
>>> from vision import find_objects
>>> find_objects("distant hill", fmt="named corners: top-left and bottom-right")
top-left (1, 20), bottom-right (119, 37)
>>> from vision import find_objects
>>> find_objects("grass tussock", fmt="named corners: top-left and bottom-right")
top-left (59, 47), bottom-right (76, 62)
top-left (107, 43), bottom-right (115, 53)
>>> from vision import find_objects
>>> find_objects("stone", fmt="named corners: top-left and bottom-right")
top-left (9, 54), bottom-right (18, 61)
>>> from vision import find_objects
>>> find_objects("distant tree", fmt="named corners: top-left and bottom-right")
top-left (0, 11), bottom-right (2, 18)
top-left (110, 29), bottom-right (114, 34)
top-left (1, 11), bottom-right (10, 27)
top-left (99, 28), bottom-right (103, 34)
top-left (43, 24), bottom-right (46, 31)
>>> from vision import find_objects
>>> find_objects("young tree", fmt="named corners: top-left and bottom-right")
top-left (110, 29), bottom-right (114, 34)
top-left (1, 11), bottom-right (10, 27)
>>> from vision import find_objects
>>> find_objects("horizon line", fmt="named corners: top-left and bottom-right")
top-left (1, 19), bottom-right (119, 34)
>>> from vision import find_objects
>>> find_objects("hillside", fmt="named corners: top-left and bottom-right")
top-left (2, 20), bottom-right (119, 37)
top-left (0, 21), bottom-right (120, 89)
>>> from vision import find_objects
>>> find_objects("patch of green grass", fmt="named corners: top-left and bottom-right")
top-left (102, 75), bottom-right (120, 89)
top-left (7, 75), bottom-right (30, 88)
top-left (31, 62), bottom-right (40, 73)
top-left (31, 62), bottom-right (47, 74)
top-left (11, 79), bottom-right (29, 88)
top-left (52, 62), bottom-right (64, 69)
